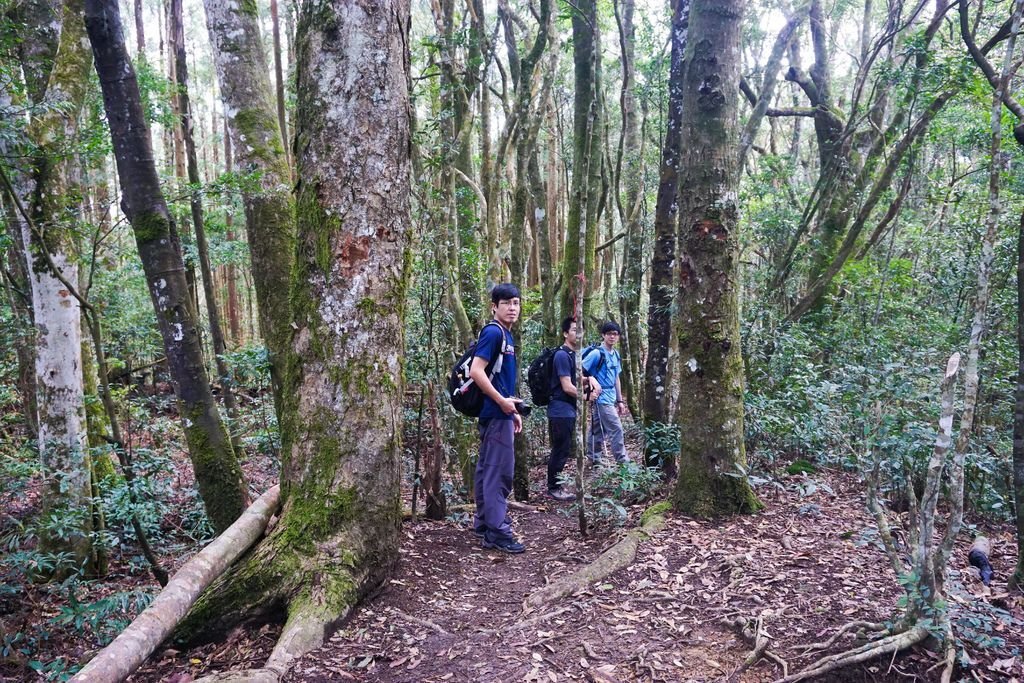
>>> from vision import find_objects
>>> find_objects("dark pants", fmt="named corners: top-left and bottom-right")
top-left (474, 418), bottom-right (515, 543)
top-left (547, 417), bottom-right (575, 490)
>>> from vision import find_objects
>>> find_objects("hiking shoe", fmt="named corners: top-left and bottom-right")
top-left (472, 514), bottom-right (513, 538)
top-left (547, 488), bottom-right (575, 502)
top-left (481, 537), bottom-right (526, 554)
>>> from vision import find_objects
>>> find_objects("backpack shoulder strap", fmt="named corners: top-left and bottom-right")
top-left (485, 321), bottom-right (507, 378)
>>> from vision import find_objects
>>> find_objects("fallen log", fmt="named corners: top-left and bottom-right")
top-left (524, 502), bottom-right (669, 609)
top-left (68, 485), bottom-right (282, 683)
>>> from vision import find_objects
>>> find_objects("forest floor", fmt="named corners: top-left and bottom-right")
top-left (134, 428), bottom-right (1023, 683)
top-left (3, 411), bottom-right (1023, 683)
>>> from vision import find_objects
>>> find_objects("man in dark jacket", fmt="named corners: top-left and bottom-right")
top-left (546, 317), bottom-right (580, 501)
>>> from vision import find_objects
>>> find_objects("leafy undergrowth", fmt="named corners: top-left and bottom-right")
top-left (128, 439), bottom-right (1022, 682)
top-left (0, 385), bottom-right (279, 683)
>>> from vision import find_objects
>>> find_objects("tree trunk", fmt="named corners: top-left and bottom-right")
top-left (672, 0), bottom-right (761, 517)
top-left (424, 385), bottom-right (446, 520)
top-left (25, 0), bottom-right (95, 572)
top-left (165, 1), bottom-right (199, 317)
top-left (1013, 208), bottom-right (1024, 590)
top-left (270, 0), bottom-right (291, 169)
top-left (643, 0), bottom-right (688, 431)
top-left (10, 0), bottom-right (60, 103)
top-left (615, 0), bottom-right (643, 418)
top-left (222, 118), bottom-right (242, 347)
top-left (562, 0), bottom-right (601, 326)
top-left (84, 0), bottom-right (248, 534)
top-left (171, 0), bottom-right (240, 439)
top-left (204, 0), bottom-right (295, 425)
top-left (134, 0), bottom-right (144, 55)
top-left (1, 195), bottom-right (38, 437)
top-left (176, 6), bottom-right (411, 674)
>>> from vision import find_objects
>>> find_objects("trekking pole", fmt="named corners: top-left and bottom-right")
top-left (582, 345), bottom-right (612, 467)
top-left (590, 386), bottom-right (612, 465)
top-left (572, 274), bottom-right (588, 535)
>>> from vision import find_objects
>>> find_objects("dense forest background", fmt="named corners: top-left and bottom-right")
top-left (2, 0), bottom-right (1024, 680)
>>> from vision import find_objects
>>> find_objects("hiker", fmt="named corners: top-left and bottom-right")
top-left (546, 317), bottom-right (582, 501)
top-left (583, 321), bottom-right (629, 465)
top-left (468, 283), bottom-right (526, 554)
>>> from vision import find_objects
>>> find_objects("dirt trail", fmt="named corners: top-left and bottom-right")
top-left (134, 467), bottom-right (1023, 683)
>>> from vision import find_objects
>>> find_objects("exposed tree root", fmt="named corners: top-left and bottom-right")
top-left (523, 504), bottom-right (668, 609)
top-left (191, 573), bottom-right (361, 683)
top-left (485, 606), bottom-right (572, 635)
top-left (724, 614), bottom-right (788, 679)
top-left (938, 621), bottom-right (956, 683)
top-left (774, 625), bottom-right (930, 683)
top-left (392, 609), bottom-right (451, 635)
top-left (68, 486), bottom-right (281, 683)
top-left (791, 620), bottom-right (888, 653)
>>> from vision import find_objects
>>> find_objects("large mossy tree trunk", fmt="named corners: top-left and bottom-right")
top-left (25, 0), bottom-right (96, 571)
top-left (643, 0), bottom-right (688, 431)
top-left (84, 0), bottom-right (248, 535)
top-left (0, 0), bottom-right (60, 440)
top-left (177, 0), bottom-right (411, 663)
top-left (203, 0), bottom-right (295, 425)
top-left (672, 0), bottom-right (760, 517)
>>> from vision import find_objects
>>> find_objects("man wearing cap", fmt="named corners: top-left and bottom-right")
top-left (582, 321), bottom-right (630, 465)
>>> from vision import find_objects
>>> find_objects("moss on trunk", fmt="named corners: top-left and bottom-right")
top-left (670, 0), bottom-right (760, 518)
top-left (177, 0), bottom-right (411, 659)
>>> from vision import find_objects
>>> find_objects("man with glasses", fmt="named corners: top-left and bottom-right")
top-left (468, 283), bottom-right (525, 553)
top-left (583, 321), bottom-right (630, 465)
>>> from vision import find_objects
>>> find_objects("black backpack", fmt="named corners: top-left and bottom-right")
top-left (527, 347), bottom-right (558, 406)
top-left (448, 322), bottom-right (508, 417)
top-left (581, 344), bottom-right (606, 378)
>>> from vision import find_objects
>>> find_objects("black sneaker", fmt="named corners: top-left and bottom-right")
top-left (546, 488), bottom-right (575, 501)
top-left (481, 537), bottom-right (526, 554)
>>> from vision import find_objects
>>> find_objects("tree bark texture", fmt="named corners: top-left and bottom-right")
top-left (203, 0), bottom-right (295, 424)
top-left (177, 1), bottom-right (411, 659)
top-left (672, 0), bottom-right (760, 517)
top-left (10, 0), bottom-right (60, 103)
top-left (644, 0), bottom-right (688, 428)
top-left (84, 0), bottom-right (248, 534)
top-left (562, 0), bottom-right (601, 326)
top-left (25, 0), bottom-right (95, 569)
